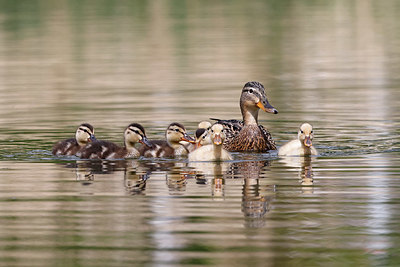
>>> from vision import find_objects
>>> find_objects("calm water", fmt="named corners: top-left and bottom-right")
top-left (1, 0), bottom-right (400, 266)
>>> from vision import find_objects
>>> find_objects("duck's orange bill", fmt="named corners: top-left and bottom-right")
top-left (257, 101), bottom-right (278, 114)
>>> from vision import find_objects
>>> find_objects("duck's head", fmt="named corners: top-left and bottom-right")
top-left (298, 123), bottom-right (314, 147)
top-left (124, 123), bottom-right (152, 148)
top-left (240, 81), bottom-right (278, 115)
top-left (195, 121), bottom-right (212, 148)
top-left (166, 122), bottom-right (195, 146)
top-left (75, 123), bottom-right (96, 146)
top-left (198, 121), bottom-right (212, 130)
top-left (210, 124), bottom-right (225, 146)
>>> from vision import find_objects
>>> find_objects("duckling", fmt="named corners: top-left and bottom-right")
top-left (211, 81), bottom-right (278, 152)
top-left (52, 123), bottom-right (96, 156)
top-left (184, 121), bottom-right (213, 152)
top-left (139, 122), bottom-right (195, 157)
top-left (278, 123), bottom-right (318, 156)
top-left (189, 124), bottom-right (233, 161)
top-left (78, 123), bottom-right (152, 159)
top-left (196, 121), bottom-right (212, 146)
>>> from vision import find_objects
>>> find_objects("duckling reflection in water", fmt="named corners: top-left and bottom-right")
top-left (278, 123), bottom-right (318, 156)
top-left (189, 124), bottom-right (232, 161)
top-left (139, 122), bottom-right (195, 157)
top-left (52, 123), bottom-right (96, 156)
top-left (78, 123), bottom-right (152, 159)
top-left (124, 163), bottom-right (149, 195)
top-left (211, 81), bottom-right (278, 152)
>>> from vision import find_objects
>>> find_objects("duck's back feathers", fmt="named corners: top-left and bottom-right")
top-left (139, 140), bottom-right (175, 158)
top-left (77, 140), bottom-right (122, 159)
top-left (210, 118), bottom-right (276, 152)
top-left (189, 144), bottom-right (232, 161)
top-left (210, 118), bottom-right (243, 141)
top-left (52, 138), bottom-right (80, 156)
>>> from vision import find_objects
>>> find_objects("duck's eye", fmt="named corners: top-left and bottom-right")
top-left (175, 129), bottom-right (179, 132)
top-left (249, 89), bottom-right (254, 94)
top-left (311, 130), bottom-right (313, 133)
top-left (301, 130), bottom-right (304, 134)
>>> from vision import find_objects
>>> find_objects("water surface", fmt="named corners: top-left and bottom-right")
top-left (0, 0), bottom-right (400, 266)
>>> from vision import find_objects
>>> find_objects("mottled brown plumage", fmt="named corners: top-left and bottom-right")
top-left (78, 123), bottom-right (151, 159)
top-left (52, 123), bottom-right (96, 156)
top-left (211, 81), bottom-right (278, 152)
top-left (139, 122), bottom-right (195, 158)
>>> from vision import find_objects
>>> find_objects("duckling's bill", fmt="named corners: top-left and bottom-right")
top-left (140, 136), bottom-right (153, 147)
top-left (181, 133), bottom-right (196, 144)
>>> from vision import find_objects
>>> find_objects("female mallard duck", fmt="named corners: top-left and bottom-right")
top-left (77, 123), bottom-right (152, 159)
top-left (52, 123), bottom-right (96, 156)
top-left (211, 81), bottom-right (278, 152)
top-left (139, 122), bottom-right (195, 157)
top-left (189, 124), bottom-right (232, 161)
top-left (278, 123), bottom-right (318, 156)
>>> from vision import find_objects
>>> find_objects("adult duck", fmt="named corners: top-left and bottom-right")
top-left (211, 81), bottom-right (278, 152)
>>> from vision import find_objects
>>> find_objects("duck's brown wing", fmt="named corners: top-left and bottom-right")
top-left (210, 118), bottom-right (243, 142)
top-left (52, 138), bottom-right (78, 156)
top-left (78, 140), bottom-right (121, 159)
top-left (138, 140), bottom-right (175, 158)
top-left (258, 125), bottom-right (277, 150)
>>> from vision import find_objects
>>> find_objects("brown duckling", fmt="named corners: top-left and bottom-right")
top-left (211, 81), bottom-right (278, 152)
top-left (278, 123), bottom-right (318, 156)
top-left (139, 122), bottom-right (195, 157)
top-left (52, 123), bottom-right (96, 156)
top-left (78, 123), bottom-right (152, 159)
top-left (189, 124), bottom-right (232, 161)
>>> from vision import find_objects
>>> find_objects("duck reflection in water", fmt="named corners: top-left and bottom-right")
top-left (236, 160), bottom-right (276, 228)
top-left (165, 162), bottom-right (193, 194)
top-left (280, 155), bottom-right (315, 194)
top-left (189, 160), bottom-right (231, 199)
top-left (124, 161), bottom-right (152, 195)
top-left (190, 157), bottom-right (276, 228)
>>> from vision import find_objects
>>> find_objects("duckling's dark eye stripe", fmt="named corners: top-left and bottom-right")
top-left (129, 127), bottom-right (143, 136)
top-left (79, 128), bottom-right (91, 135)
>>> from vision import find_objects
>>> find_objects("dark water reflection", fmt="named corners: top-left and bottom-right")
top-left (1, 0), bottom-right (400, 266)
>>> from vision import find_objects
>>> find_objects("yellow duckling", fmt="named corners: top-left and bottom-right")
top-left (52, 123), bottom-right (96, 156)
top-left (139, 122), bottom-right (195, 157)
top-left (211, 81), bottom-right (278, 152)
top-left (196, 121), bottom-right (212, 147)
top-left (278, 123), bottom-right (318, 156)
top-left (189, 124), bottom-right (233, 161)
top-left (184, 121), bottom-right (212, 153)
top-left (77, 123), bottom-right (152, 159)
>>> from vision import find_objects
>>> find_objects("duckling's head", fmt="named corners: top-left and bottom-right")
top-left (198, 121), bottom-right (212, 130)
top-left (195, 121), bottom-right (212, 147)
top-left (298, 123), bottom-right (314, 147)
top-left (210, 124), bottom-right (225, 145)
top-left (166, 122), bottom-right (195, 147)
top-left (124, 123), bottom-right (152, 148)
top-left (75, 123), bottom-right (96, 146)
top-left (240, 81), bottom-right (278, 114)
